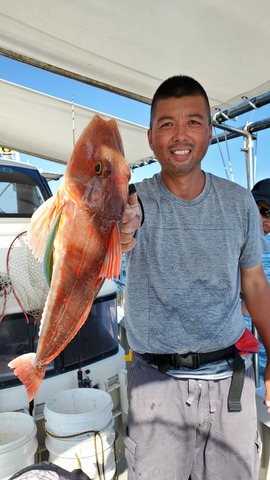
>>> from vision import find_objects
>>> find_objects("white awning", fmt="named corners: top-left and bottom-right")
top-left (0, 0), bottom-right (270, 166)
top-left (1, 0), bottom-right (270, 109)
top-left (0, 80), bottom-right (152, 165)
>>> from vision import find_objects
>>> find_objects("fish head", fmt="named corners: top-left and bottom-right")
top-left (65, 114), bottom-right (131, 223)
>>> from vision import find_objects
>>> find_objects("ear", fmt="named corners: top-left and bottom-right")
top-left (147, 128), bottom-right (153, 150)
top-left (208, 124), bottom-right (213, 145)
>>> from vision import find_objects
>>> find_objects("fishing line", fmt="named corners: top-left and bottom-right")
top-left (224, 130), bottom-right (235, 182)
top-left (213, 125), bottom-right (235, 182)
top-left (72, 97), bottom-right (76, 147)
top-left (71, 97), bottom-right (86, 385)
top-left (213, 125), bottom-right (230, 180)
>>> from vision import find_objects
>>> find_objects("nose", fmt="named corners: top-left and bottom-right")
top-left (171, 122), bottom-right (188, 141)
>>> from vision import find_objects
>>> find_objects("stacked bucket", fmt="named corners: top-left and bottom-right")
top-left (44, 388), bottom-right (116, 480)
top-left (0, 411), bottom-right (38, 480)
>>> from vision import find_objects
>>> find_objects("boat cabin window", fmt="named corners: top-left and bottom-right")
top-left (0, 166), bottom-right (50, 216)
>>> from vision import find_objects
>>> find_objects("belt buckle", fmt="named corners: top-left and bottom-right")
top-left (173, 353), bottom-right (200, 369)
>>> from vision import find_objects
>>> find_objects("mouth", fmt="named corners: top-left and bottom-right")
top-left (170, 145), bottom-right (192, 162)
top-left (171, 149), bottom-right (191, 156)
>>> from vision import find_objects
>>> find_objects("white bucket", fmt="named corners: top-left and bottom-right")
top-left (44, 388), bottom-right (113, 435)
top-left (0, 412), bottom-right (38, 480)
top-left (46, 417), bottom-right (116, 480)
top-left (44, 388), bottom-right (115, 479)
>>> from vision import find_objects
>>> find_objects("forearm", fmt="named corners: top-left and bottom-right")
top-left (243, 282), bottom-right (270, 358)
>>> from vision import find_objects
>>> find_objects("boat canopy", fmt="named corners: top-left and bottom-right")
top-left (0, 0), bottom-right (270, 165)
top-left (0, 80), bottom-right (151, 166)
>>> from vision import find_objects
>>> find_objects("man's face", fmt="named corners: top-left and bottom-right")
top-left (148, 95), bottom-right (212, 178)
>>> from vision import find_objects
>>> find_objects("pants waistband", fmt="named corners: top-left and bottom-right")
top-left (140, 346), bottom-right (245, 413)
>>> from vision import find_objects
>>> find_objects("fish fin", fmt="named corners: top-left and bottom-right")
top-left (27, 194), bottom-right (64, 263)
top-left (99, 224), bottom-right (122, 280)
top-left (43, 209), bottom-right (63, 286)
top-left (8, 353), bottom-right (46, 402)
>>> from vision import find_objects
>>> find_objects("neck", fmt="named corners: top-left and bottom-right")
top-left (160, 170), bottom-right (206, 200)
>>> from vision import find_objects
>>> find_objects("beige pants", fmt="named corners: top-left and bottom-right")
top-left (125, 353), bottom-right (261, 480)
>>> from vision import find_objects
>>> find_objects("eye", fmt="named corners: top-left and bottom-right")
top-left (160, 121), bottom-right (173, 128)
top-left (95, 162), bottom-right (102, 175)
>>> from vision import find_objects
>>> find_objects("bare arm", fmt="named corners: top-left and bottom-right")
top-left (241, 262), bottom-right (270, 411)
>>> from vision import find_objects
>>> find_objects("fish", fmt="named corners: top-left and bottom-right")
top-left (8, 114), bottom-right (131, 401)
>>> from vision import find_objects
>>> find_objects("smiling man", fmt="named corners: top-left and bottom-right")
top-left (121, 75), bottom-right (270, 480)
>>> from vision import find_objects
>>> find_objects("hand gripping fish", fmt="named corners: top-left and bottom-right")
top-left (8, 114), bottom-right (131, 401)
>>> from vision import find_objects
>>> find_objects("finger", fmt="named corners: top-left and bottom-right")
top-left (121, 214), bottom-right (140, 234)
top-left (122, 206), bottom-right (138, 224)
top-left (121, 236), bottom-right (137, 252)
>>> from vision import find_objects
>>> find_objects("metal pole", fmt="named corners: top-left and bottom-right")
top-left (241, 131), bottom-right (254, 191)
top-left (242, 132), bottom-right (260, 387)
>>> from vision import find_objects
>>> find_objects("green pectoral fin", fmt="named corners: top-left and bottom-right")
top-left (43, 209), bottom-right (63, 286)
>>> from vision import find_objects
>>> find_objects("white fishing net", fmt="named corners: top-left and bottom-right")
top-left (0, 271), bottom-right (12, 321)
top-left (5, 231), bottom-right (49, 320)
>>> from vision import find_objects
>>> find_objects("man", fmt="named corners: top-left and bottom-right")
top-left (241, 178), bottom-right (270, 315)
top-left (121, 75), bottom-right (270, 480)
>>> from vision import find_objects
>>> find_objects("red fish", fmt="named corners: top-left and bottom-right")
top-left (8, 114), bottom-right (130, 401)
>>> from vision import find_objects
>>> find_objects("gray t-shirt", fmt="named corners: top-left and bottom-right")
top-left (124, 172), bottom-right (263, 357)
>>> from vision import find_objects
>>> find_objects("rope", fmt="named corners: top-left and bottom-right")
top-left (43, 419), bottom-right (111, 480)
top-left (75, 453), bottom-right (82, 470)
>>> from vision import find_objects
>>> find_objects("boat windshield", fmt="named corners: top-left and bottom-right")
top-left (0, 165), bottom-right (51, 216)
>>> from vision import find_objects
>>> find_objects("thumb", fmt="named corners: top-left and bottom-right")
top-left (128, 184), bottom-right (138, 207)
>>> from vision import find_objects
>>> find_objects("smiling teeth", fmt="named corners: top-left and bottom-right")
top-left (173, 149), bottom-right (190, 155)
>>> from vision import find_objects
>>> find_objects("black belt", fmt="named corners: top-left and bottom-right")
top-left (141, 346), bottom-right (245, 412)
top-left (142, 346), bottom-right (235, 371)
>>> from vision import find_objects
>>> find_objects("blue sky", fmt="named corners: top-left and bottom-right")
top-left (1, 55), bottom-right (270, 194)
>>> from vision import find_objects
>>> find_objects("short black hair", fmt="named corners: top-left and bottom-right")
top-left (150, 75), bottom-right (211, 127)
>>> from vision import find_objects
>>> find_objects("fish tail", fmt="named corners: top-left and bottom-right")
top-left (8, 353), bottom-right (46, 402)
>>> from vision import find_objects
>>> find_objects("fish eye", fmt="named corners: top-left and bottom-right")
top-left (95, 162), bottom-right (102, 175)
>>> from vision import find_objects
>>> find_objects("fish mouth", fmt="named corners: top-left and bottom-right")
top-left (105, 194), bottom-right (126, 220)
